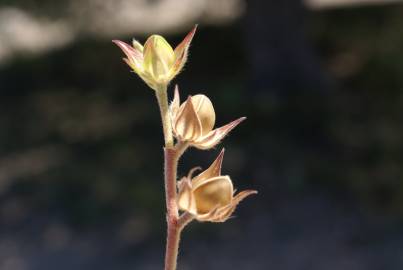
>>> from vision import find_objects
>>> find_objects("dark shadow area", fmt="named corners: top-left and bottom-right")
top-left (0, 1), bottom-right (403, 269)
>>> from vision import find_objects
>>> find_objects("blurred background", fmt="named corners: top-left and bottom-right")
top-left (1, 0), bottom-right (403, 269)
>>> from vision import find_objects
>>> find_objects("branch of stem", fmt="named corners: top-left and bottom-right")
top-left (178, 212), bottom-right (195, 229)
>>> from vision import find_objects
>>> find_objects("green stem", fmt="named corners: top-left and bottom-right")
top-left (155, 85), bottom-right (174, 148)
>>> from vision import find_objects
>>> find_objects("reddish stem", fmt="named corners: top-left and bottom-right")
top-left (164, 147), bottom-right (180, 270)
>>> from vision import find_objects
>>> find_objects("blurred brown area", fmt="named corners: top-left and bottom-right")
top-left (1, 0), bottom-right (403, 269)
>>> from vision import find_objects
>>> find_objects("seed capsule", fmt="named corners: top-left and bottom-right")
top-left (177, 149), bottom-right (257, 222)
top-left (171, 86), bottom-right (245, 150)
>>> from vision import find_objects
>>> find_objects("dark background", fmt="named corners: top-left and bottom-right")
top-left (1, 0), bottom-right (403, 269)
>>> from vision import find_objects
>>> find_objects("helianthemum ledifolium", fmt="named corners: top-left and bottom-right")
top-left (113, 25), bottom-right (257, 270)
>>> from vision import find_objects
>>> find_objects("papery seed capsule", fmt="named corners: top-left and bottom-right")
top-left (170, 88), bottom-right (246, 150)
top-left (177, 149), bottom-right (257, 222)
top-left (186, 95), bottom-right (215, 135)
top-left (193, 176), bottom-right (233, 214)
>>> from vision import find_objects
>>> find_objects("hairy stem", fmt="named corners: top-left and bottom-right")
top-left (163, 143), bottom-right (191, 270)
top-left (165, 211), bottom-right (194, 270)
top-left (155, 86), bottom-right (191, 270)
top-left (155, 85), bottom-right (174, 148)
top-left (164, 148), bottom-right (180, 270)
top-left (165, 224), bottom-right (181, 270)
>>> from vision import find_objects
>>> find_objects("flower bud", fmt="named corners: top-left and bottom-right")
top-left (170, 86), bottom-right (245, 149)
top-left (177, 149), bottom-right (257, 222)
top-left (143, 35), bottom-right (175, 83)
top-left (113, 26), bottom-right (197, 91)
